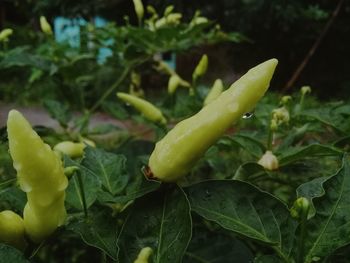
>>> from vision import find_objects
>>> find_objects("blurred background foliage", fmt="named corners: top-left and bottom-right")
top-left (0, 0), bottom-right (349, 100)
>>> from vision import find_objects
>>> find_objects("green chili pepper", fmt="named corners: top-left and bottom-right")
top-left (134, 247), bottom-right (153, 263)
top-left (168, 74), bottom-right (191, 94)
top-left (133, 0), bottom-right (144, 24)
top-left (0, 210), bottom-right (26, 250)
top-left (39, 16), bottom-right (53, 35)
top-left (0, 28), bottom-right (13, 42)
top-left (203, 79), bottom-right (224, 106)
top-left (117, 92), bottom-right (167, 125)
top-left (148, 59), bottom-right (278, 182)
top-left (7, 110), bottom-right (68, 242)
top-left (54, 141), bottom-right (85, 158)
top-left (192, 54), bottom-right (208, 82)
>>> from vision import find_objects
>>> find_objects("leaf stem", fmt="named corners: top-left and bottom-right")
top-left (76, 170), bottom-right (88, 218)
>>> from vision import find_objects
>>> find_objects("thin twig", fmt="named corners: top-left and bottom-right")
top-left (282, 0), bottom-right (344, 93)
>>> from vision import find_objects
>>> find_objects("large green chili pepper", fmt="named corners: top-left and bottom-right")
top-left (7, 110), bottom-right (68, 243)
top-left (148, 59), bottom-right (278, 182)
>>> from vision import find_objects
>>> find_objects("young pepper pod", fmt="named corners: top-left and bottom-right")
top-left (192, 54), bottom-right (208, 82)
top-left (39, 16), bottom-right (53, 35)
top-left (7, 110), bottom-right (68, 243)
top-left (0, 210), bottom-right (26, 250)
top-left (117, 92), bottom-right (167, 125)
top-left (203, 79), bottom-right (224, 106)
top-left (134, 247), bottom-right (153, 263)
top-left (0, 28), bottom-right (13, 42)
top-left (54, 141), bottom-right (85, 158)
top-left (148, 59), bottom-right (278, 182)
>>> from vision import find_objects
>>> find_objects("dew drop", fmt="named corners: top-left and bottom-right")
top-left (242, 112), bottom-right (254, 119)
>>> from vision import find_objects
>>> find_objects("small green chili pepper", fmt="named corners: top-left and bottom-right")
top-left (39, 16), bottom-right (53, 35)
top-left (0, 28), bottom-right (13, 42)
top-left (133, 0), bottom-right (144, 24)
top-left (203, 79), bottom-right (224, 106)
top-left (148, 59), bottom-right (278, 182)
top-left (7, 110), bottom-right (68, 243)
top-left (117, 92), bottom-right (167, 125)
top-left (192, 54), bottom-right (208, 81)
top-left (134, 247), bottom-right (153, 263)
top-left (54, 141), bottom-right (86, 158)
top-left (0, 210), bottom-right (26, 250)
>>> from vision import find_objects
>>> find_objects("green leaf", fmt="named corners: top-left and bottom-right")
top-left (0, 186), bottom-right (26, 213)
top-left (82, 147), bottom-right (129, 195)
top-left (183, 227), bottom-right (253, 263)
top-left (65, 156), bottom-right (101, 211)
top-left (300, 156), bottom-right (350, 262)
top-left (186, 180), bottom-right (297, 261)
top-left (233, 162), bottom-right (267, 181)
top-left (230, 134), bottom-right (265, 158)
top-left (43, 99), bottom-right (72, 128)
top-left (278, 144), bottom-right (342, 166)
top-left (0, 244), bottom-right (29, 262)
top-left (296, 176), bottom-right (329, 218)
top-left (254, 255), bottom-right (281, 263)
top-left (117, 185), bottom-right (192, 263)
top-left (67, 207), bottom-right (118, 261)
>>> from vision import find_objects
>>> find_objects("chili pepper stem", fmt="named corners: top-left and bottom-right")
top-left (297, 214), bottom-right (307, 263)
top-left (76, 171), bottom-right (88, 218)
top-left (267, 129), bottom-right (274, 151)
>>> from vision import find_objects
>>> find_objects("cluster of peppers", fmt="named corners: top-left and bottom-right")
top-left (0, 58), bottom-right (278, 262)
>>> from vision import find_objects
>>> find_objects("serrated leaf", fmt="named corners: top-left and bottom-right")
top-left (230, 134), bottom-right (265, 158)
top-left (183, 227), bottom-right (253, 263)
top-left (296, 176), bottom-right (329, 218)
top-left (0, 244), bottom-right (29, 262)
top-left (300, 156), bottom-right (350, 262)
top-left (64, 156), bottom-right (101, 210)
top-left (82, 147), bottom-right (129, 195)
top-left (117, 185), bottom-right (192, 263)
top-left (67, 207), bottom-right (118, 260)
top-left (233, 162), bottom-right (268, 181)
top-left (278, 144), bottom-right (342, 166)
top-left (186, 180), bottom-right (297, 261)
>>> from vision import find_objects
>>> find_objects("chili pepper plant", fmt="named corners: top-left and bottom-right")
top-left (1, 2), bottom-right (350, 263)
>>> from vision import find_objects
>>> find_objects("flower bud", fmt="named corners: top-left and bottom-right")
top-left (272, 106), bottom-right (290, 125)
top-left (40, 16), bottom-right (53, 35)
top-left (134, 247), bottom-right (153, 263)
top-left (301, 86), bottom-right (311, 96)
top-left (258, 150), bottom-right (279, 171)
top-left (280, 95), bottom-right (292, 106)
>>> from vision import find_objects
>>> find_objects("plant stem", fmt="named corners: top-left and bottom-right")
top-left (76, 170), bottom-right (88, 218)
top-left (89, 66), bottom-right (131, 113)
top-left (282, 0), bottom-right (344, 93)
top-left (267, 128), bottom-right (274, 150)
top-left (297, 215), bottom-right (307, 263)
